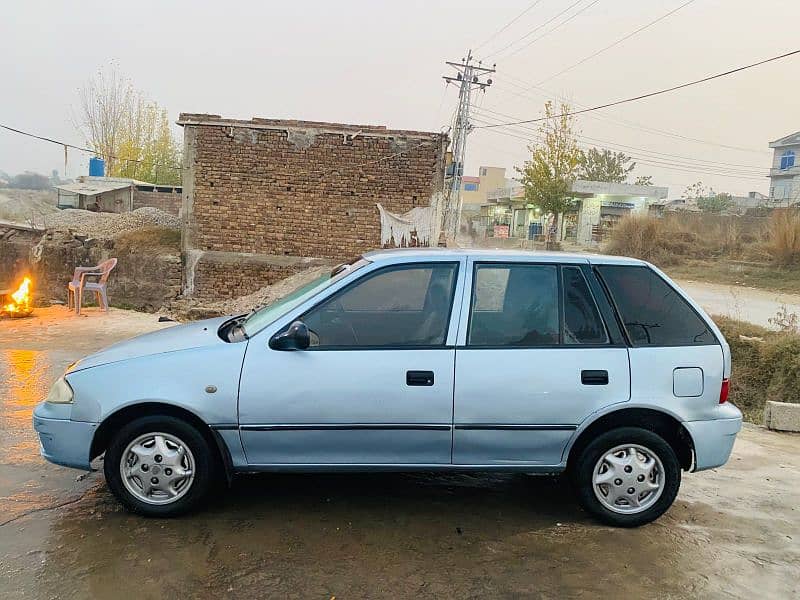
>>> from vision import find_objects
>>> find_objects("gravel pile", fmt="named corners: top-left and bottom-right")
top-left (219, 265), bottom-right (332, 315)
top-left (166, 264), bottom-right (334, 321)
top-left (43, 207), bottom-right (180, 238)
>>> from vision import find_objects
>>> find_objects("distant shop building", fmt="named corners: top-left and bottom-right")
top-left (459, 166), bottom-right (511, 215)
top-left (481, 180), bottom-right (668, 245)
top-left (55, 176), bottom-right (182, 216)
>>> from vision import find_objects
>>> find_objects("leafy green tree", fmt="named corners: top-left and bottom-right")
top-left (114, 100), bottom-right (181, 185)
top-left (577, 147), bottom-right (635, 183)
top-left (634, 175), bottom-right (653, 186)
top-left (516, 101), bottom-right (581, 247)
top-left (697, 193), bottom-right (733, 213)
top-left (683, 181), bottom-right (732, 213)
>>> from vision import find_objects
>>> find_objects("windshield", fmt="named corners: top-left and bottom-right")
top-left (241, 259), bottom-right (368, 336)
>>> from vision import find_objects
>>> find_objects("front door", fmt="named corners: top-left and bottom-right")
top-left (238, 260), bottom-right (463, 466)
top-left (453, 261), bottom-right (631, 466)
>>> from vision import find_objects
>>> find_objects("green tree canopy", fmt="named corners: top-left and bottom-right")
top-left (577, 147), bottom-right (635, 183)
top-left (516, 101), bottom-right (581, 245)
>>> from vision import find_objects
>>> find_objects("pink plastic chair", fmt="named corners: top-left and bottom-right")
top-left (67, 258), bottom-right (117, 315)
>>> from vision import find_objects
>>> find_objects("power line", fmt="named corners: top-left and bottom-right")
top-left (473, 0), bottom-right (545, 52)
top-left (0, 123), bottom-right (183, 172)
top-left (485, 0), bottom-right (587, 59)
top-left (488, 74), bottom-right (771, 155)
top-left (536, 0), bottom-right (697, 86)
top-left (475, 48), bottom-right (800, 129)
top-left (472, 105), bottom-right (766, 172)
top-left (504, 0), bottom-right (604, 59)
top-left (471, 120), bottom-right (767, 181)
top-left (471, 116), bottom-right (766, 176)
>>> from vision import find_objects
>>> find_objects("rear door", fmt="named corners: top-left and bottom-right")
top-left (452, 259), bottom-right (631, 466)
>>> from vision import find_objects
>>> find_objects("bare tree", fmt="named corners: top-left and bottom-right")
top-left (76, 66), bottom-right (181, 184)
top-left (77, 66), bottom-right (134, 174)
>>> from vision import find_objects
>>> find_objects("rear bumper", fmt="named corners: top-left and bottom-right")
top-left (33, 402), bottom-right (97, 470)
top-left (683, 406), bottom-right (742, 472)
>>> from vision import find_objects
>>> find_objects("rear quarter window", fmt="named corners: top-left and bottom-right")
top-left (596, 265), bottom-right (716, 347)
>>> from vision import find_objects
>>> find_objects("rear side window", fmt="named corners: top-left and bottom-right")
top-left (597, 265), bottom-right (715, 346)
top-left (563, 267), bottom-right (608, 344)
top-left (468, 264), bottom-right (559, 346)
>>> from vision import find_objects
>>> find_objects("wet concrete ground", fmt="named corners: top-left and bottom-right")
top-left (1, 307), bottom-right (799, 599)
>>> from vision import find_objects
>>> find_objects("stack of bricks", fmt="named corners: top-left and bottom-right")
top-left (178, 114), bottom-right (447, 298)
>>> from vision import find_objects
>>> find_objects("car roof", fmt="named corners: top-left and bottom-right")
top-left (362, 247), bottom-right (647, 266)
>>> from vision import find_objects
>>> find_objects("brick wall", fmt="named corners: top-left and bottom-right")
top-left (188, 250), bottom-right (333, 299)
top-left (178, 114), bottom-right (446, 296)
top-left (133, 189), bottom-right (181, 216)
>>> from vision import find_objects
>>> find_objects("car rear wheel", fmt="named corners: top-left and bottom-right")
top-left (573, 427), bottom-right (681, 527)
top-left (103, 415), bottom-right (216, 517)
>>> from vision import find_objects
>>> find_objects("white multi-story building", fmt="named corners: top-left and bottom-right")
top-left (769, 131), bottom-right (800, 203)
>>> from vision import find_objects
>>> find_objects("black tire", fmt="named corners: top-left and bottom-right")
top-left (103, 415), bottom-right (217, 517)
top-left (572, 427), bottom-right (681, 528)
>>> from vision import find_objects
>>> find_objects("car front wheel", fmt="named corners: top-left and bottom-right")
top-left (103, 415), bottom-right (216, 517)
top-left (573, 427), bottom-right (681, 527)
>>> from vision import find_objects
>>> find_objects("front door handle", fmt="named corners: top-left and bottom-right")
top-left (581, 370), bottom-right (609, 385)
top-left (406, 370), bottom-right (434, 386)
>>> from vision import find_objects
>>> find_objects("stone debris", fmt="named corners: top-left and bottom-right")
top-left (41, 207), bottom-right (180, 239)
top-left (167, 264), bottom-right (333, 321)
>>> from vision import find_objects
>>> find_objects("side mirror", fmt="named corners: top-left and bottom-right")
top-left (269, 320), bottom-right (310, 351)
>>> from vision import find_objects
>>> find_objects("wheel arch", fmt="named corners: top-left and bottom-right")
top-left (90, 402), bottom-right (233, 483)
top-left (565, 408), bottom-right (694, 472)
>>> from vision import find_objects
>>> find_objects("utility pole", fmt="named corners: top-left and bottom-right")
top-left (442, 50), bottom-right (494, 240)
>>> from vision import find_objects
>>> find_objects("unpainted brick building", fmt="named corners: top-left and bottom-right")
top-left (178, 114), bottom-right (447, 298)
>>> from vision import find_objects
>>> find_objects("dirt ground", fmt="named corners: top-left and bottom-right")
top-left (1, 307), bottom-right (799, 599)
top-left (676, 279), bottom-right (800, 330)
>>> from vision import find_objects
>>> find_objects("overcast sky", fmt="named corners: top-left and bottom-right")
top-left (2, 0), bottom-right (798, 197)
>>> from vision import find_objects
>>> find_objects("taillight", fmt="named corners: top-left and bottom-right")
top-left (719, 379), bottom-right (730, 404)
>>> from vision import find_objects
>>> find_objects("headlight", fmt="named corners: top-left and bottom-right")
top-left (46, 377), bottom-right (74, 404)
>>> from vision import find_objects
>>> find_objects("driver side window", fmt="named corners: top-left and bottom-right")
top-left (302, 263), bottom-right (458, 348)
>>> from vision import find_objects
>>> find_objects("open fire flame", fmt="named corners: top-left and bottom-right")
top-left (4, 277), bottom-right (32, 316)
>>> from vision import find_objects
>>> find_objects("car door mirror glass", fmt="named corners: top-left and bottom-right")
top-left (269, 320), bottom-right (311, 350)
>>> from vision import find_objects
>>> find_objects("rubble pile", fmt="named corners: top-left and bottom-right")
top-left (43, 207), bottom-right (180, 239)
top-left (167, 264), bottom-right (332, 321)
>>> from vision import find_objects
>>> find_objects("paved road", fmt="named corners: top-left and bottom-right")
top-left (676, 280), bottom-right (800, 329)
top-left (1, 307), bottom-right (799, 598)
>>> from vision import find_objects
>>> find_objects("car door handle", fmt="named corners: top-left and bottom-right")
top-left (406, 370), bottom-right (434, 386)
top-left (581, 370), bottom-right (609, 385)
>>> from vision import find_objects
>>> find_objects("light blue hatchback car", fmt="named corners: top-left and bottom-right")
top-left (34, 249), bottom-right (742, 526)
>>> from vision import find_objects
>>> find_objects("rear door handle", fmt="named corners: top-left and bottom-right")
top-left (581, 370), bottom-right (609, 385)
top-left (406, 370), bottom-right (434, 386)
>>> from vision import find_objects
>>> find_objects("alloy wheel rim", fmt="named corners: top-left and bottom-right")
top-left (120, 432), bottom-right (195, 505)
top-left (592, 443), bottom-right (664, 514)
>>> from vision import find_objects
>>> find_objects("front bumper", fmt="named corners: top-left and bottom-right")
top-left (683, 405), bottom-right (743, 472)
top-left (33, 402), bottom-right (97, 470)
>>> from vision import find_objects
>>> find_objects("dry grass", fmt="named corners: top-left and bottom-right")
top-left (112, 226), bottom-right (181, 254)
top-left (767, 210), bottom-right (800, 266)
top-left (714, 316), bottom-right (800, 423)
top-left (604, 212), bottom-right (776, 266)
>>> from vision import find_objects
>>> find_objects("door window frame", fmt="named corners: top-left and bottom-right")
top-left (267, 259), bottom-right (467, 351)
top-left (457, 259), bottom-right (623, 350)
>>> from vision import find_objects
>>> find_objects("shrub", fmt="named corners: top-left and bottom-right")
top-left (714, 316), bottom-right (800, 423)
top-left (767, 210), bottom-right (800, 266)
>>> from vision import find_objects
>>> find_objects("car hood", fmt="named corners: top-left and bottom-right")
top-left (70, 316), bottom-right (233, 372)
